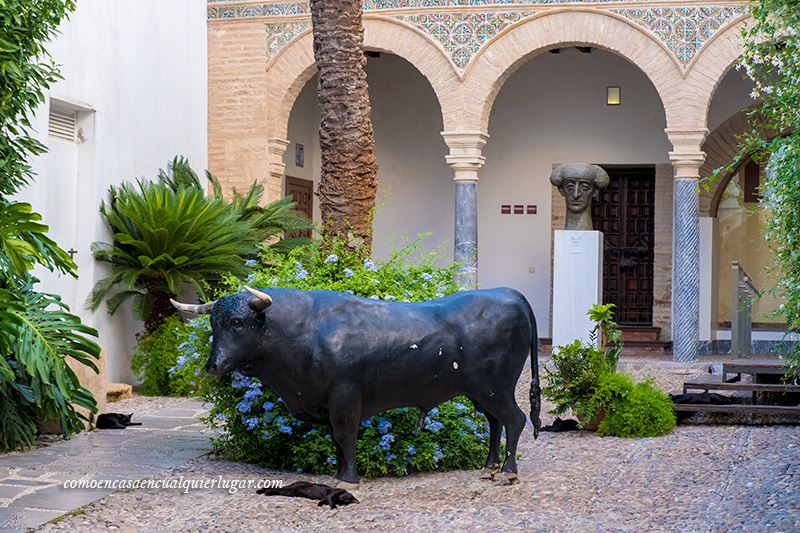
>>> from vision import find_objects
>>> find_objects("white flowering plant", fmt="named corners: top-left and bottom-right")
top-left (732, 0), bottom-right (800, 369)
top-left (169, 235), bottom-right (503, 477)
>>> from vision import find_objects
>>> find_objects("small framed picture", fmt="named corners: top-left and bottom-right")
top-left (295, 143), bottom-right (304, 168)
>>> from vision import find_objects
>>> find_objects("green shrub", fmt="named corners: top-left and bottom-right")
top-left (596, 374), bottom-right (676, 438)
top-left (130, 315), bottom-right (186, 396)
top-left (170, 237), bottom-right (502, 477)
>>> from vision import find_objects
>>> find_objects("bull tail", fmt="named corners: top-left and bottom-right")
top-left (529, 307), bottom-right (541, 439)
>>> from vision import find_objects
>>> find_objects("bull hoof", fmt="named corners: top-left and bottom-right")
top-left (500, 472), bottom-right (519, 485)
top-left (479, 467), bottom-right (498, 480)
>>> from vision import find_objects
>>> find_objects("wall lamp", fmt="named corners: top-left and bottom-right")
top-left (607, 86), bottom-right (621, 105)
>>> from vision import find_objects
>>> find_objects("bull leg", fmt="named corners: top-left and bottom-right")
top-left (475, 393), bottom-right (526, 484)
top-left (328, 394), bottom-right (361, 484)
top-left (471, 398), bottom-right (501, 479)
top-left (497, 399), bottom-right (526, 484)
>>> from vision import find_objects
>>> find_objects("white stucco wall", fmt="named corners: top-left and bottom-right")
top-left (16, 0), bottom-right (207, 384)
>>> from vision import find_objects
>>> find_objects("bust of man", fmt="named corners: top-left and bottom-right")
top-left (550, 163), bottom-right (610, 230)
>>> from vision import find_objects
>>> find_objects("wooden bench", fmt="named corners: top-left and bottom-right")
top-left (677, 358), bottom-right (800, 418)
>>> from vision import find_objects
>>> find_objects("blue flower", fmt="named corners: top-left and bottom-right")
top-left (406, 445), bottom-right (416, 455)
top-left (452, 402), bottom-right (467, 412)
top-left (345, 290), bottom-right (355, 295)
top-left (293, 261), bottom-right (303, 269)
top-left (295, 269), bottom-right (308, 280)
top-left (424, 420), bottom-right (444, 433)
top-left (361, 419), bottom-right (373, 428)
top-left (378, 419), bottom-right (392, 434)
top-left (242, 417), bottom-right (259, 430)
top-left (463, 418), bottom-right (478, 432)
top-left (326, 456), bottom-right (337, 465)
top-left (324, 254), bottom-right (338, 264)
top-left (236, 400), bottom-right (253, 413)
top-left (215, 413), bottom-right (226, 421)
top-left (263, 401), bottom-right (275, 412)
top-left (386, 453), bottom-right (396, 462)
top-left (279, 425), bottom-right (292, 434)
top-left (369, 295), bottom-right (380, 300)
top-left (194, 368), bottom-right (201, 376)
top-left (245, 259), bottom-right (257, 266)
top-left (430, 407), bottom-right (439, 417)
top-left (364, 258), bottom-right (377, 271)
top-left (384, 295), bottom-right (396, 301)
top-left (433, 444), bottom-right (444, 463)
top-left (379, 434), bottom-right (395, 449)
top-left (249, 379), bottom-right (263, 390)
top-left (244, 388), bottom-right (261, 401)
top-left (344, 268), bottom-right (354, 278)
top-left (421, 273), bottom-right (433, 282)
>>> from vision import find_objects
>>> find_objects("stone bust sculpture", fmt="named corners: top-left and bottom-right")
top-left (550, 163), bottom-right (610, 230)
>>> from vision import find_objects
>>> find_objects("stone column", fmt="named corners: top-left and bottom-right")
top-left (666, 129), bottom-right (707, 362)
top-left (266, 138), bottom-right (290, 203)
top-left (441, 132), bottom-right (489, 289)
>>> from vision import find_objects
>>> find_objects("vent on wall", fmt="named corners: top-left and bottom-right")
top-left (48, 108), bottom-right (77, 142)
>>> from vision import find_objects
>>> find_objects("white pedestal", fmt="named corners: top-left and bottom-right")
top-left (552, 230), bottom-right (603, 350)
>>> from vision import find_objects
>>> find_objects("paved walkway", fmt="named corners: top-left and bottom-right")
top-left (0, 400), bottom-right (214, 532)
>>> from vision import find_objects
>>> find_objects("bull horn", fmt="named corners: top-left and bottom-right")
top-left (170, 299), bottom-right (215, 315)
top-left (244, 286), bottom-right (273, 309)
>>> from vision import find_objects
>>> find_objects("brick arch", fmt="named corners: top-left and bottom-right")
top-left (685, 16), bottom-right (750, 133)
top-left (265, 17), bottom-right (463, 139)
top-left (464, 10), bottom-right (685, 133)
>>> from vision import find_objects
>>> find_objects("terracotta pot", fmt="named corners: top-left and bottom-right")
top-left (575, 408), bottom-right (606, 431)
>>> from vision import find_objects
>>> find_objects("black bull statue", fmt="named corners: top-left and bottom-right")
top-left (172, 286), bottom-right (541, 484)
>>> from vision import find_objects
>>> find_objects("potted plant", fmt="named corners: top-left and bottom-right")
top-left (542, 304), bottom-right (621, 429)
top-left (543, 304), bottom-right (676, 437)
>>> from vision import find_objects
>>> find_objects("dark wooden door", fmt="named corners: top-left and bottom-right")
top-left (285, 176), bottom-right (313, 238)
top-left (591, 166), bottom-right (655, 325)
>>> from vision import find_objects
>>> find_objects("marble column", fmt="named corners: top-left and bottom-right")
top-left (666, 129), bottom-right (707, 362)
top-left (441, 132), bottom-right (489, 289)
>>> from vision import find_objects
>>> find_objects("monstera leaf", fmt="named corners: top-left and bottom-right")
top-left (0, 281), bottom-right (101, 450)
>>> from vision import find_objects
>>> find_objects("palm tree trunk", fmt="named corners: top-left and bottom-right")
top-left (310, 0), bottom-right (378, 252)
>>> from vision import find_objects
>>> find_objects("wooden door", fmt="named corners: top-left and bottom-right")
top-left (285, 176), bottom-right (313, 238)
top-left (591, 166), bottom-right (656, 325)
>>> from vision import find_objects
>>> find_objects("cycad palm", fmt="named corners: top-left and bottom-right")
top-left (88, 180), bottom-right (258, 333)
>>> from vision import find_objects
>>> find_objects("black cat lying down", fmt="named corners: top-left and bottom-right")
top-left (257, 481), bottom-right (359, 509)
top-left (96, 413), bottom-right (142, 429)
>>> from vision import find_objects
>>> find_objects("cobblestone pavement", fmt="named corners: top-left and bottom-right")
top-left (0, 358), bottom-right (798, 532)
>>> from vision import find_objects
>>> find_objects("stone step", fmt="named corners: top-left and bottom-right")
top-left (107, 382), bottom-right (133, 403)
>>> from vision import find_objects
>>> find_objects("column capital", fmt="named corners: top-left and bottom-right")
top-left (267, 138), bottom-right (290, 183)
top-left (441, 131), bottom-right (489, 181)
top-left (666, 128), bottom-right (707, 179)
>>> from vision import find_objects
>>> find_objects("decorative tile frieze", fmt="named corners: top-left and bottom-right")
top-left (393, 11), bottom-right (532, 69)
top-left (209, 1), bottom-right (747, 72)
top-left (208, 2), bottom-right (309, 19)
top-left (266, 22), bottom-right (311, 60)
top-left (612, 7), bottom-right (744, 66)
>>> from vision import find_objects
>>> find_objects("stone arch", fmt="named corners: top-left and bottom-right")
top-left (265, 17), bottom-right (463, 140)
top-left (685, 16), bottom-right (750, 134)
top-left (463, 9), bottom-right (685, 133)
